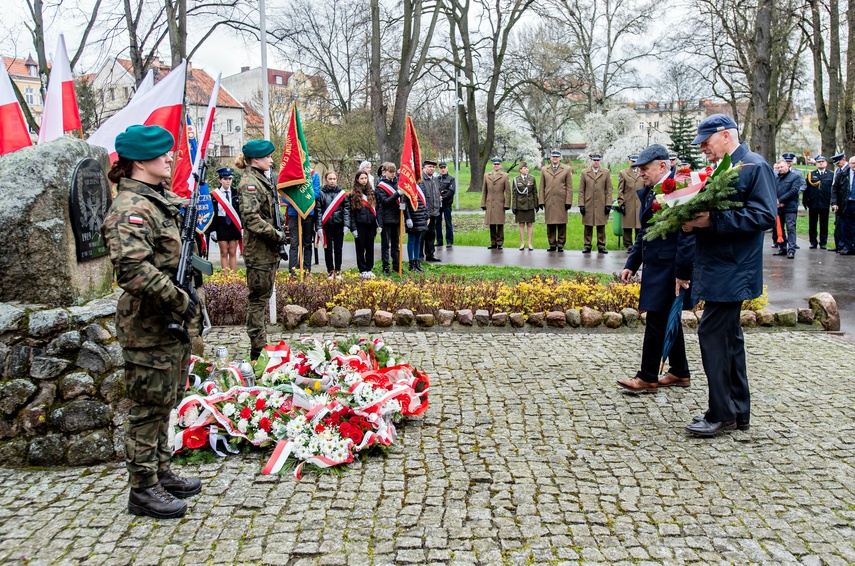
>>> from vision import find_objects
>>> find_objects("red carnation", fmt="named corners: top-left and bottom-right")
top-left (652, 201), bottom-right (662, 212)
top-left (239, 407), bottom-right (252, 420)
top-left (259, 417), bottom-right (272, 432)
top-left (661, 178), bottom-right (676, 194)
top-left (315, 423), bottom-right (326, 433)
top-left (255, 397), bottom-right (266, 411)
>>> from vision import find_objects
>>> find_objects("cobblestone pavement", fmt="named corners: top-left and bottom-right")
top-left (2, 329), bottom-right (855, 565)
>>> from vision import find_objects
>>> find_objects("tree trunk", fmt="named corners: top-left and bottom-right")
top-left (165, 0), bottom-right (187, 67)
top-left (749, 0), bottom-right (774, 162)
top-left (845, 0), bottom-right (855, 155)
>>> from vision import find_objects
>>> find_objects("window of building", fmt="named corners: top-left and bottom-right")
top-left (124, 86), bottom-right (130, 99)
top-left (227, 119), bottom-right (233, 132)
top-left (212, 121), bottom-right (218, 133)
top-left (109, 88), bottom-right (115, 101)
top-left (28, 66), bottom-right (37, 78)
top-left (24, 87), bottom-right (34, 105)
top-left (275, 75), bottom-right (283, 85)
top-left (638, 122), bottom-right (644, 131)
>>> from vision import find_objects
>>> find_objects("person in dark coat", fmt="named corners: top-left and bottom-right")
top-left (209, 167), bottom-right (241, 273)
top-left (773, 159), bottom-right (802, 258)
top-left (403, 185), bottom-right (428, 272)
top-left (419, 159), bottom-right (442, 262)
top-left (829, 153), bottom-right (847, 251)
top-left (682, 114), bottom-right (777, 437)
top-left (376, 163), bottom-right (405, 275)
top-left (804, 156), bottom-right (833, 249)
top-left (436, 162), bottom-right (456, 248)
top-left (617, 144), bottom-right (696, 393)
top-left (315, 171), bottom-right (351, 279)
top-left (831, 155), bottom-right (855, 255)
top-left (346, 171), bottom-right (381, 277)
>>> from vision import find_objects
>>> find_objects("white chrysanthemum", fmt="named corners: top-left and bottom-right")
top-left (257, 392), bottom-right (267, 400)
top-left (386, 357), bottom-right (396, 367)
top-left (269, 395), bottom-right (285, 408)
top-left (222, 403), bottom-right (236, 417)
top-left (271, 422), bottom-right (287, 438)
top-left (343, 373), bottom-right (360, 387)
top-left (292, 443), bottom-right (311, 459)
top-left (308, 437), bottom-right (321, 455)
top-left (381, 399), bottom-right (402, 415)
top-left (348, 345), bottom-right (359, 355)
top-left (237, 392), bottom-right (249, 404)
top-left (254, 429), bottom-right (269, 443)
top-left (181, 406), bottom-right (200, 426)
top-left (237, 419), bottom-right (248, 433)
top-left (286, 416), bottom-right (308, 438)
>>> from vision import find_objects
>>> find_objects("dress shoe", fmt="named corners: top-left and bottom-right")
top-left (773, 249), bottom-right (787, 256)
top-left (547, 246), bottom-right (556, 252)
top-left (657, 373), bottom-right (690, 387)
top-left (425, 256), bottom-right (441, 262)
top-left (787, 251), bottom-right (794, 259)
top-left (626, 248), bottom-right (632, 254)
top-left (692, 414), bottom-right (750, 431)
top-left (809, 244), bottom-right (817, 249)
top-left (557, 247), bottom-right (564, 252)
top-left (598, 247), bottom-right (608, 254)
top-left (497, 245), bottom-right (503, 250)
top-left (128, 483), bottom-right (187, 519)
top-left (685, 418), bottom-right (736, 437)
top-left (820, 244), bottom-right (827, 249)
top-left (158, 469), bottom-right (202, 498)
top-left (382, 267), bottom-right (391, 276)
top-left (827, 247), bottom-right (837, 252)
top-left (446, 244), bottom-right (453, 249)
top-left (616, 377), bottom-right (658, 393)
top-left (795, 244), bottom-right (800, 249)
top-left (838, 247), bottom-right (851, 255)
top-left (519, 246), bottom-right (525, 250)
top-left (487, 244), bottom-right (498, 249)
top-left (582, 248), bottom-right (591, 254)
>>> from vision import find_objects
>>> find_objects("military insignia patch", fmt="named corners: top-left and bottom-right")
top-left (247, 185), bottom-right (257, 191)
top-left (128, 216), bottom-right (144, 225)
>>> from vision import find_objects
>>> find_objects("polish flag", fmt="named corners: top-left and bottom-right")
top-left (126, 69), bottom-right (154, 106)
top-left (88, 60), bottom-right (186, 162)
top-left (37, 34), bottom-right (81, 144)
top-left (0, 61), bottom-right (33, 155)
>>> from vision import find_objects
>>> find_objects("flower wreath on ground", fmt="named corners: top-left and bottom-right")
top-left (173, 336), bottom-right (430, 478)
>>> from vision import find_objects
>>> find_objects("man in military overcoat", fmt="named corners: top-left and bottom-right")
top-left (538, 150), bottom-right (573, 252)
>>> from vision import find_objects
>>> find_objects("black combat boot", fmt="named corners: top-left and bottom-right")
top-left (158, 469), bottom-right (202, 498)
top-left (250, 347), bottom-right (261, 361)
top-left (128, 483), bottom-right (187, 519)
top-left (415, 260), bottom-right (425, 272)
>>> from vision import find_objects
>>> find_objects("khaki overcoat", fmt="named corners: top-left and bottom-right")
top-left (617, 167), bottom-right (644, 230)
top-left (481, 170), bottom-right (511, 225)
top-left (539, 164), bottom-right (573, 224)
top-left (578, 167), bottom-right (613, 226)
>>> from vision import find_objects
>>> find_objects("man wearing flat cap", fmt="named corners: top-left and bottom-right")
top-left (482, 157), bottom-right (511, 249)
top-left (804, 156), bottom-right (832, 249)
top-left (236, 139), bottom-right (288, 362)
top-left (539, 150), bottom-right (574, 252)
top-left (617, 155), bottom-right (643, 252)
top-left (617, 144), bottom-right (696, 393)
top-left (578, 154), bottom-right (613, 253)
top-left (682, 114), bottom-right (777, 437)
top-left (419, 159), bottom-right (442, 262)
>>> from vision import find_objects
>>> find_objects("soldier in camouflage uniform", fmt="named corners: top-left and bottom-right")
top-left (236, 139), bottom-right (287, 361)
top-left (102, 125), bottom-right (203, 519)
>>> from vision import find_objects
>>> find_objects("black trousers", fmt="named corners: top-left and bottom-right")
top-left (423, 215), bottom-right (438, 258)
top-left (808, 207), bottom-right (829, 246)
top-left (637, 309), bottom-right (689, 382)
top-left (322, 224), bottom-right (344, 273)
top-left (354, 223), bottom-right (376, 272)
top-left (381, 223), bottom-right (401, 271)
top-left (697, 301), bottom-right (749, 423)
top-left (288, 214), bottom-right (314, 273)
top-left (489, 224), bottom-right (505, 246)
top-left (840, 204), bottom-right (855, 250)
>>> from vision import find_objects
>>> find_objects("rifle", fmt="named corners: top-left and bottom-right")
top-left (273, 188), bottom-right (289, 261)
top-left (167, 161), bottom-right (214, 344)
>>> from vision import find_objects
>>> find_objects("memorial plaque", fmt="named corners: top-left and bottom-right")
top-left (69, 158), bottom-right (112, 261)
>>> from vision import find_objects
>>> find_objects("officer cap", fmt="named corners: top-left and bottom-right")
top-left (115, 125), bottom-right (174, 161)
top-left (438, 162), bottom-right (447, 168)
top-left (550, 150), bottom-right (562, 157)
top-left (782, 153), bottom-right (796, 161)
top-left (217, 167), bottom-right (234, 177)
top-left (668, 153), bottom-right (678, 160)
top-left (422, 159), bottom-right (438, 167)
top-left (491, 157), bottom-right (503, 164)
top-left (692, 113), bottom-right (738, 145)
top-left (628, 154), bottom-right (639, 161)
top-left (633, 144), bottom-right (670, 168)
top-left (832, 153), bottom-right (845, 162)
top-left (589, 154), bottom-right (602, 160)
top-left (815, 155), bottom-right (827, 162)
top-left (242, 139), bottom-right (275, 158)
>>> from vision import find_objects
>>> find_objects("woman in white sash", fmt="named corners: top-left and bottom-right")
top-left (210, 167), bottom-right (242, 273)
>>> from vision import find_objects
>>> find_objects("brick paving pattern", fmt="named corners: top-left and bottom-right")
top-left (1, 329), bottom-right (854, 565)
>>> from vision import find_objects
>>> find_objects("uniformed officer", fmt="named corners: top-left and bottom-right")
top-left (539, 150), bottom-right (573, 252)
top-left (102, 124), bottom-right (203, 519)
top-left (829, 153), bottom-right (847, 252)
top-left (668, 152), bottom-right (678, 175)
top-left (236, 139), bottom-right (287, 361)
top-left (481, 157), bottom-right (511, 249)
top-left (617, 144), bottom-right (696, 393)
top-left (210, 167), bottom-right (242, 273)
top-left (804, 156), bottom-right (833, 249)
top-left (617, 155), bottom-right (644, 252)
top-left (578, 154), bottom-right (613, 253)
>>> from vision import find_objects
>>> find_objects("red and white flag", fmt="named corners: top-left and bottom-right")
top-left (37, 34), bottom-right (81, 144)
top-left (88, 60), bottom-right (186, 162)
top-left (171, 73), bottom-right (219, 197)
top-left (0, 61), bottom-right (33, 155)
top-left (398, 116), bottom-right (423, 209)
top-left (194, 72), bottom-right (219, 175)
top-left (128, 70), bottom-right (154, 105)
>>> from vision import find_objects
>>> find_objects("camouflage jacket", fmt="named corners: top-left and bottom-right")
top-left (102, 178), bottom-right (190, 348)
top-left (238, 167), bottom-right (283, 268)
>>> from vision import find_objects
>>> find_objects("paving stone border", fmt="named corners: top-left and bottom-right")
top-left (0, 291), bottom-right (841, 469)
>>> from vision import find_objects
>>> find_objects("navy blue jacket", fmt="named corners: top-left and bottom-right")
top-left (831, 164), bottom-right (853, 211)
top-left (692, 142), bottom-right (777, 302)
top-left (626, 182), bottom-right (697, 312)
top-left (776, 170), bottom-right (801, 214)
top-left (803, 169), bottom-right (833, 209)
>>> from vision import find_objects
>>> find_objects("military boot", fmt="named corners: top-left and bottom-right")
top-left (128, 483), bottom-right (187, 519)
top-left (158, 469), bottom-right (202, 498)
top-left (250, 347), bottom-right (262, 362)
top-left (415, 261), bottom-right (425, 272)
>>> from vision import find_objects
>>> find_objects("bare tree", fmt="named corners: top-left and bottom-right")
top-left (802, 0), bottom-right (841, 156)
top-left (844, 0), bottom-right (855, 155)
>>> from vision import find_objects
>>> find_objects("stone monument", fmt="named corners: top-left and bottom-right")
top-left (0, 137), bottom-right (113, 306)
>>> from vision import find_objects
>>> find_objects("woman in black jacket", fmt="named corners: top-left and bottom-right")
top-left (403, 188), bottom-right (429, 272)
top-left (347, 171), bottom-right (380, 278)
top-left (315, 171), bottom-right (350, 279)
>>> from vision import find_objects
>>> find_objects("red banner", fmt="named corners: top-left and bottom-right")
top-left (398, 116), bottom-right (423, 210)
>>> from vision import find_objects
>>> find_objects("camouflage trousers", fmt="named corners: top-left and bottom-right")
top-left (123, 342), bottom-right (190, 488)
top-left (246, 265), bottom-right (276, 352)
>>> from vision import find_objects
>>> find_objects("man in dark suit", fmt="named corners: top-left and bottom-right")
top-left (804, 155), bottom-right (833, 249)
top-left (682, 114), bottom-right (777, 437)
top-left (617, 144), bottom-right (696, 393)
top-left (829, 153), bottom-right (847, 251)
top-left (831, 156), bottom-right (855, 255)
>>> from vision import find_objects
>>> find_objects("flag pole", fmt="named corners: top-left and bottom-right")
top-left (298, 221), bottom-right (304, 282)
top-left (260, 0), bottom-right (277, 325)
top-left (398, 209), bottom-right (404, 276)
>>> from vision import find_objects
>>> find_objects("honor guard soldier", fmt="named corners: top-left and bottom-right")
top-left (539, 150), bottom-right (573, 252)
top-left (617, 155), bottom-right (644, 252)
top-left (578, 154), bottom-right (613, 253)
top-left (481, 157), bottom-right (511, 249)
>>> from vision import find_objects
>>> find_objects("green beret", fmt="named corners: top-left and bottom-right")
top-left (242, 139), bottom-right (275, 159)
top-left (115, 125), bottom-right (174, 161)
